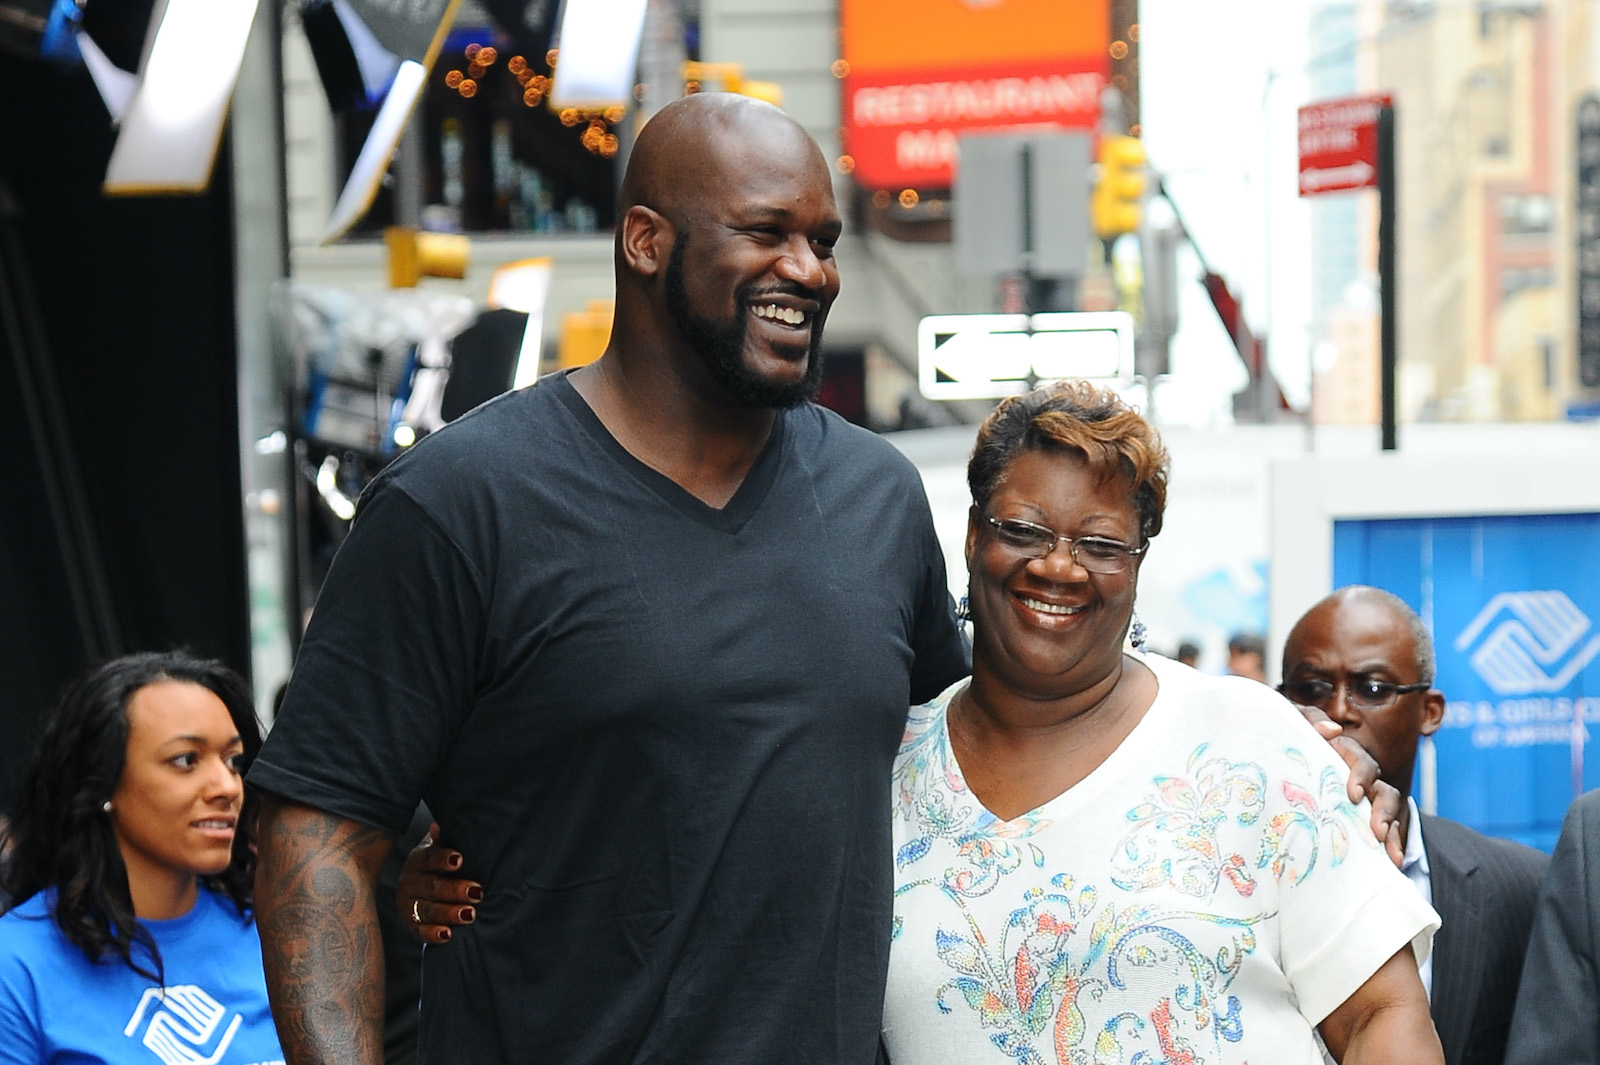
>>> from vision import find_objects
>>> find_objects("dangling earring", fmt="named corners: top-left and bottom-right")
top-left (1129, 611), bottom-right (1147, 651)
top-left (955, 595), bottom-right (970, 622)
top-left (101, 800), bottom-right (113, 814)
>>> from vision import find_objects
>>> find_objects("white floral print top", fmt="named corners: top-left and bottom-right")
top-left (884, 652), bottom-right (1438, 1065)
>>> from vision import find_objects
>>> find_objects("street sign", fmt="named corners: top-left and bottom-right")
top-left (917, 311), bottom-right (1134, 400)
top-left (953, 131), bottom-right (1092, 278)
top-left (1298, 93), bottom-right (1391, 197)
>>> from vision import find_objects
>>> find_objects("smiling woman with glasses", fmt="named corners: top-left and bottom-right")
top-left (878, 379), bottom-right (1445, 1065)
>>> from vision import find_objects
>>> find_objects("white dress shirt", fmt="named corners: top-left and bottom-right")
top-left (1401, 795), bottom-right (1435, 1000)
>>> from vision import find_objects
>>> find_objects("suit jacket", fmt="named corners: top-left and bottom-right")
top-left (1506, 790), bottom-right (1600, 1065)
top-left (1423, 813), bottom-right (1549, 1065)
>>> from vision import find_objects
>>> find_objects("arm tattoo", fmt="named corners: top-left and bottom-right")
top-left (255, 796), bottom-right (395, 1065)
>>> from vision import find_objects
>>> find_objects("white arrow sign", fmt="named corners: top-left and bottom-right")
top-left (1298, 160), bottom-right (1376, 193)
top-left (918, 311), bottom-right (1135, 401)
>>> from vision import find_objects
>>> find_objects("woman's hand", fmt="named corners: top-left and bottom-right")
top-left (1293, 703), bottom-right (1406, 868)
top-left (396, 822), bottom-right (481, 945)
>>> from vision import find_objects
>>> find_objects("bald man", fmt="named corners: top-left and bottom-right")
top-left (1282, 586), bottom-right (1547, 1065)
top-left (249, 94), bottom-right (970, 1065)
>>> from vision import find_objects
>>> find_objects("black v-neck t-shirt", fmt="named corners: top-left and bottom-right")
top-left (252, 372), bottom-right (970, 1064)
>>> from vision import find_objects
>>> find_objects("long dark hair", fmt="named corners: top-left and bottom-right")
top-left (0, 651), bottom-right (262, 982)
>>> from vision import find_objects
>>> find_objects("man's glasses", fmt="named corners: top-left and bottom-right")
top-left (1278, 676), bottom-right (1432, 712)
top-left (981, 514), bottom-right (1144, 575)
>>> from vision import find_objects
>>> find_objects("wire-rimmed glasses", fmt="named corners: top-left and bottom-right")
top-left (981, 514), bottom-right (1144, 575)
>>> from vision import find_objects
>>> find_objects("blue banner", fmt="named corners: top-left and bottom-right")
top-left (1334, 512), bottom-right (1600, 850)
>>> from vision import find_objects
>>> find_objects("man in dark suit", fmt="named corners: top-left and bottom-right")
top-left (1505, 788), bottom-right (1600, 1063)
top-left (1282, 585), bottom-right (1549, 1065)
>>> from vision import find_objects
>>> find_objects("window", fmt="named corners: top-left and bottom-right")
top-left (1500, 265), bottom-right (1554, 298)
top-left (1500, 194), bottom-right (1554, 237)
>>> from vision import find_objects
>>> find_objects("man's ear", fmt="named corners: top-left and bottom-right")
top-left (1419, 689), bottom-right (1446, 737)
top-left (620, 205), bottom-right (672, 278)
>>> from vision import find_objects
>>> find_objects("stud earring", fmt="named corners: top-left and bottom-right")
top-left (955, 595), bottom-right (970, 622)
top-left (101, 800), bottom-right (112, 814)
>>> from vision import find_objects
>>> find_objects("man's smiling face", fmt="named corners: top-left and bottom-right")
top-left (660, 124), bottom-right (842, 409)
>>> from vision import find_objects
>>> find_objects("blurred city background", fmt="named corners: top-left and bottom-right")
top-left (1, 0), bottom-right (1597, 847)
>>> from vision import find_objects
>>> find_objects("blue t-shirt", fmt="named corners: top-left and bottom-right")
top-left (0, 887), bottom-right (284, 1065)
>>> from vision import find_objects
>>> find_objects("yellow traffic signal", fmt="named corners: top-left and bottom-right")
top-left (384, 227), bottom-right (469, 288)
top-left (1092, 135), bottom-right (1147, 239)
top-left (682, 62), bottom-right (784, 107)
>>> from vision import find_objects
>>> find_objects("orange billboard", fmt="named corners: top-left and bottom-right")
top-left (841, 0), bottom-right (1110, 190)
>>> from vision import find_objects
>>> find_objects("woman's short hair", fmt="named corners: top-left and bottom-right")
top-left (967, 379), bottom-right (1171, 542)
top-left (0, 651), bottom-right (262, 982)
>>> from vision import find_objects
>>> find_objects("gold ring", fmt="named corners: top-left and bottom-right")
top-left (411, 899), bottom-right (422, 924)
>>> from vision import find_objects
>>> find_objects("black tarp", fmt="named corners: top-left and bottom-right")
top-left (0, 51), bottom-right (251, 807)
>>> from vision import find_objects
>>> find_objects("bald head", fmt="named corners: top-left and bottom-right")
top-left (603, 92), bottom-right (842, 409)
top-left (621, 93), bottom-right (827, 221)
top-left (1280, 585), bottom-right (1444, 796)
top-left (1285, 586), bottom-right (1434, 682)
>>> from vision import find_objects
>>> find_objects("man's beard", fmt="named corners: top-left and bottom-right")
top-left (663, 234), bottom-right (826, 409)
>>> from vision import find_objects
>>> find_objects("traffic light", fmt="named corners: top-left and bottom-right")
top-left (1092, 134), bottom-right (1147, 239)
top-left (385, 227), bottom-right (469, 288)
top-left (682, 62), bottom-right (783, 107)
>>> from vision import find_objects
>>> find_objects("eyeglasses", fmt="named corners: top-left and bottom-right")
top-left (981, 514), bottom-right (1144, 574)
top-left (1277, 676), bottom-right (1432, 711)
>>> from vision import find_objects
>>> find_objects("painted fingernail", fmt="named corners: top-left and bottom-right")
top-left (459, 907), bottom-right (476, 923)
top-left (447, 853), bottom-right (462, 869)
top-left (466, 886), bottom-right (484, 902)
top-left (439, 928), bottom-right (451, 942)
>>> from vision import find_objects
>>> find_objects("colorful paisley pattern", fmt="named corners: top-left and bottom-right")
top-left (891, 698), bottom-right (1365, 1065)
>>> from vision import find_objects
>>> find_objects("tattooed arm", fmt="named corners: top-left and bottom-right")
top-left (255, 795), bottom-right (397, 1065)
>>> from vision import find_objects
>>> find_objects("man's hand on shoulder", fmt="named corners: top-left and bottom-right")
top-left (1293, 702), bottom-right (1406, 868)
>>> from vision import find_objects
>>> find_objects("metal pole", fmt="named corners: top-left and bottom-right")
top-left (1020, 140), bottom-right (1036, 317)
top-left (1020, 142), bottom-right (1039, 384)
top-left (1260, 73), bottom-right (1275, 427)
top-left (1378, 102), bottom-right (1398, 451)
top-left (1020, 141), bottom-right (1034, 262)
